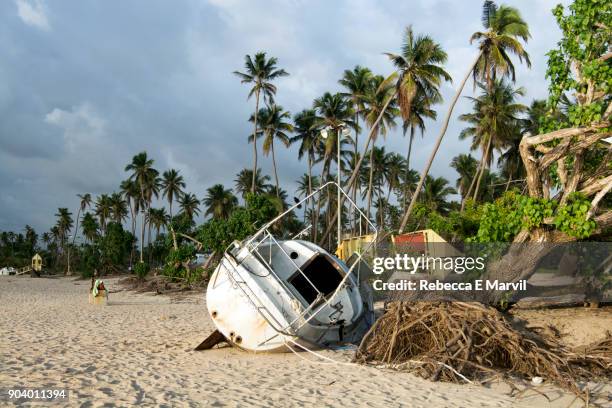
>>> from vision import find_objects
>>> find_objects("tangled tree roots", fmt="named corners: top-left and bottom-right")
top-left (355, 302), bottom-right (611, 397)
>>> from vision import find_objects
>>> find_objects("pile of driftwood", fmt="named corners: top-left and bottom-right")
top-left (355, 302), bottom-right (611, 397)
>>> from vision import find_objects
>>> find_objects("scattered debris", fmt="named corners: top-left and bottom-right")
top-left (355, 302), bottom-right (611, 398)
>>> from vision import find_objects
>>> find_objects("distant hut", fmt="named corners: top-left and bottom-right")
top-left (31, 253), bottom-right (43, 272)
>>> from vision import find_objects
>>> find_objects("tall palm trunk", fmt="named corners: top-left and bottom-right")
top-left (403, 126), bottom-right (416, 212)
top-left (128, 201), bottom-right (135, 268)
top-left (308, 155), bottom-right (314, 240)
top-left (472, 136), bottom-right (493, 202)
top-left (399, 53), bottom-right (481, 234)
top-left (147, 216), bottom-right (152, 264)
top-left (313, 162), bottom-right (328, 242)
top-left (67, 207), bottom-right (82, 276)
top-left (251, 89), bottom-right (261, 193)
top-left (461, 156), bottom-right (483, 211)
top-left (271, 141), bottom-right (280, 199)
top-left (366, 142), bottom-right (375, 230)
top-left (139, 188), bottom-right (146, 263)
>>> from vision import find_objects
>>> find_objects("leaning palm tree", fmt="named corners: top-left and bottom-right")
top-left (72, 193), bottom-right (91, 245)
top-left (472, 0), bottom-right (531, 92)
top-left (400, 1), bottom-right (530, 231)
top-left (178, 193), bottom-right (201, 222)
top-left (234, 168), bottom-right (272, 200)
top-left (338, 66), bottom-right (372, 156)
top-left (249, 105), bottom-right (293, 199)
top-left (459, 80), bottom-right (526, 204)
top-left (125, 151), bottom-right (158, 263)
top-left (234, 52), bottom-right (289, 193)
top-left (161, 169), bottom-right (185, 218)
top-left (203, 184), bottom-right (238, 220)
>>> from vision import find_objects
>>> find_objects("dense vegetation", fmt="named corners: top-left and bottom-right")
top-left (1, 0), bottom-right (609, 282)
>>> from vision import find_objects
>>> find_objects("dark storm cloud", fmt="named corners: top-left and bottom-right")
top-left (0, 0), bottom-right (568, 233)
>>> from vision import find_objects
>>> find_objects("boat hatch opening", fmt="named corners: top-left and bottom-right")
top-left (288, 255), bottom-right (344, 304)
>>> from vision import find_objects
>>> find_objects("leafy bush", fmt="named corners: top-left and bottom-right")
top-left (470, 191), bottom-right (596, 242)
top-left (134, 262), bottom-right (149, 279)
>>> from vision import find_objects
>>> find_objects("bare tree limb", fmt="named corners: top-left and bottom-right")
top-left (587, 180), bottom-right (612, 220)
top-left (580, 174), bottom-right (612, 197)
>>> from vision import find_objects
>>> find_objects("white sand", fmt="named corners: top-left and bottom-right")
top-left (0, 276), bottom-right (605, 407)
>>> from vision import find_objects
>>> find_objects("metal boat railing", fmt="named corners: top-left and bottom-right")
top-left (219, 182), bottom-right (379, 343)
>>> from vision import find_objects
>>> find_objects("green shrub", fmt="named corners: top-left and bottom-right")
top-left (134, 262), bottom-right (149, 279)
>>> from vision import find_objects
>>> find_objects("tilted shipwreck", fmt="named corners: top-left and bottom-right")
top-left (198, 182), bottom-right (376, 352)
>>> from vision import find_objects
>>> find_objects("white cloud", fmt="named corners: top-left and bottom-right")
top-left (15, 0), bottom-right (50, 31)
top-left (45, 103), bottom-right (106, 153)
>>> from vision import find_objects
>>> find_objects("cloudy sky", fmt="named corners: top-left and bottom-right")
top-left (0, 0), bottom-right (570, 234)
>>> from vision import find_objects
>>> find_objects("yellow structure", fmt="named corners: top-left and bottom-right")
top-left (335, 234), bottom-right (376, 261)
top-left (31, 253), bottom-right (43, 272)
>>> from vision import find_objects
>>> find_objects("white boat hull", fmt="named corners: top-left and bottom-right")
top-left (206, 239), bottom-right (373, 352)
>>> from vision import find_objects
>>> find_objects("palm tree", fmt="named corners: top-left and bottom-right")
top-left (472, 1), bottom-right (531, 92)
top-left (421, 176), bottom-right (457, 215)
top-left (459, 80), bottom-right (526, 203)
top-left (384, 152), bottom-right (406, 202)
top-left (81, 212), bottom-right (99, 243)
top-left (234, 168), bottom-right (272, 200)
top-left (385, 26), bottom-right (451, 123)
top-left (249, 105), bottom-right (293, 199)
top-left (400, 1), bottom-right (530, 231)
top-left (125, 151), bottom-right (158, 263)
top-left (203, 184), bottom-right (238, 220)
top-left (313, 92), bottom-right (356, 173)
top-left (55, 208), bottom-right (73, 272)
top-left (339, 66), bottom-right (372, 156)
top-left (178, 193), bottom-right (201, 221)
top-left (67, 193), bottom-right (91, 274)
top-left (498, 125), bottom-right (525, 191)
top-left (120, 179), bottom-right (140, 267)
top-left (41, 232), bottom-right (51, 248)
top-left (296, 173), bottom-right (321, 199)
top-left (72, 193), bottom-right (91, 245)
top-left (291, 109), bottom-right (322, 223)
top-left (161, 169), bottom-right (185, 217)
top-left (451, 154), bottom-right (479, 200)
top-left (313, 92), bottom-right (356, 240)
top-left (94, 194), bottom-right (112, 234)
top-left (107, 192), bottom-right (126, 224)
top-left (147, 207), bottom-right (168, 238)
top-left (401, 92), bottom-right (437, 175)
top-left (234, 52), bottom-right (289, 193)
top-left (363, 75), bottom-right (399, 223)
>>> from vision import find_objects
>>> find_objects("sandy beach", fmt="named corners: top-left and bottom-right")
top-left (0, 276), bottom-right (608, 407)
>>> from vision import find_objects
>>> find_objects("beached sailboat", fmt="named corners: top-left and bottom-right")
top-left (202, 182), bottom-right (377, 352)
